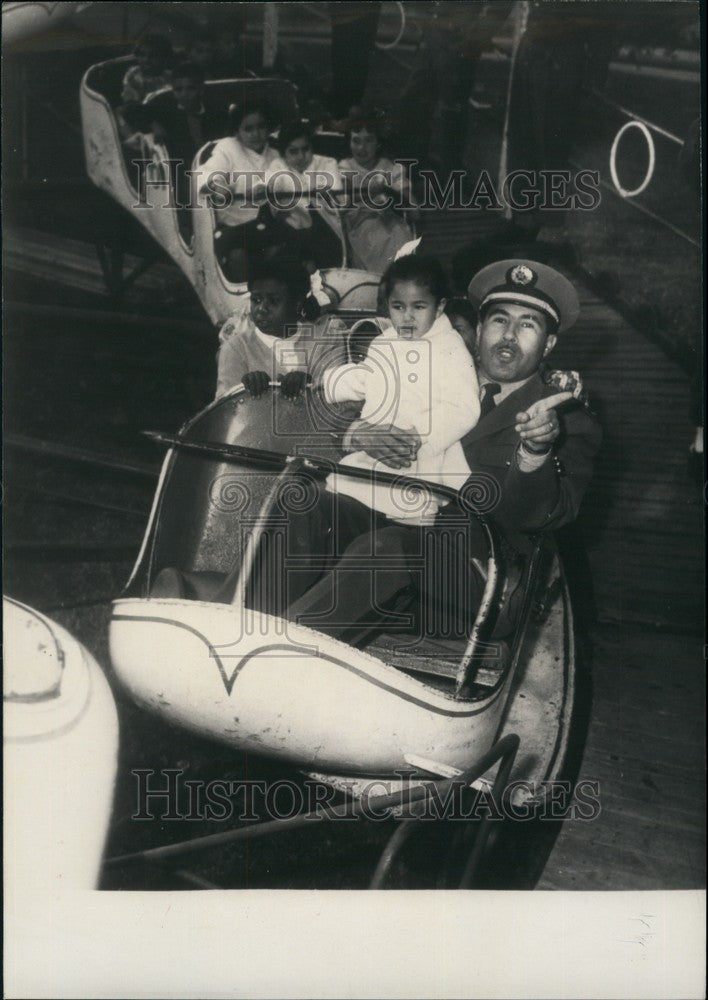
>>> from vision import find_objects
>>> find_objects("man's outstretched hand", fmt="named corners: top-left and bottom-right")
top-left (515, 391), bottom-right (573, 453)
top-left (348, 420), bottom-right (421, 469)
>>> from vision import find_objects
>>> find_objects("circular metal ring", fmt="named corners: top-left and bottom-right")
top-left (375, 1), bottom-right (406, 50)
top-left (609, 120), bottom-right (656, 198)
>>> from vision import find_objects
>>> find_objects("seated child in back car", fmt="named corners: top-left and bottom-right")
top-left (338, 111), bottom-right (420, 273)
top-left (121, 33), bottom-right (173, 103)
top-left (321, 255), bottom-right (480, 524)
top-left (118, 34), bottom-right (173, 147)
top-left (264, 120), bottom-right (344, 271)
top-left (445, 297), bottom-right (477, 358)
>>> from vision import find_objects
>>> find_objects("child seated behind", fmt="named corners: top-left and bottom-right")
top-left (118, 34), bottom-right (173, 146)
top-left (445, 296), bottom-right (477, 357)
top-left (198, 102), bottom-right (281, 282)
top-left (121, 34), bottom-right (173, 104)
top-left (338, 110), bottom-right (420, 273)
top-left (143, 63), bottom-right (226, 161)
top-left (322, 255), bottom-right (479, 523)
top-left (264, 120), bottom-right (344, 271)
top-left (215, 257), bottom-right (347, 400)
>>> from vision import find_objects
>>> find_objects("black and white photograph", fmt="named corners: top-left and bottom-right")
top-left (3, 2), bottom-right (705, 997)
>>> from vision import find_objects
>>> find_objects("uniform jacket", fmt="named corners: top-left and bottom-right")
top-left (459, 372), bottom-right (602, 539)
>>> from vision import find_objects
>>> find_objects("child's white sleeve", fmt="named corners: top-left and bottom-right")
top-left (198, 142), bottom-right (230, 191)
top-left (199, 144), bottom-right (266, 199)
top-left (264, 157), bottom-right (295, 192)
top-left (423, 336), bottom-right (480, 455)
top-left (217, 297), bottom-right (252, 344)
top-left (321, 362), bottom-right (368, 404)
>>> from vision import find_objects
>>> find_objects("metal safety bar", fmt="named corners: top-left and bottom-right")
top-left (105, 733), bottom-right (521, 872)
top-left (369, 732), bottom-right (521, 889)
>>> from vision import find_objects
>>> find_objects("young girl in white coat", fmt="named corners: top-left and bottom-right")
top-left (322, 254), bottom-right (480, 524)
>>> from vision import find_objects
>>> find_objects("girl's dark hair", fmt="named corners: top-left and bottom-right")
top-left (345, 114), bottom-right (384, 147)
top-left (277, 120), bottom-right (314, 157)
top-left (347, 118), bottom-right (382, 141)
top-left (228, 102), bottom-right (271, 132)
top-left (445, 297), bottom-right (477, 327)
top-left (246, 257), bottom-right (319, 318)
top-left (345, 105), bottom-right (396, 147)
top-left (380, 256), bottom-right (449, 304)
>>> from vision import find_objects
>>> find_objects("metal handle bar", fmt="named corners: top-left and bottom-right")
top-left (144, 429), bottom-right (505, 694)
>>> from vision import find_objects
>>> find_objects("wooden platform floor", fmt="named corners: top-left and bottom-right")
top-left (550, 284), bottom-right (704, 633)
top-left (538, 623), bottom-right (705, 889)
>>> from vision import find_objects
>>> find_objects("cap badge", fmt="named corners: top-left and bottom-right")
top-left (509, 264), bottom-right (536, 286)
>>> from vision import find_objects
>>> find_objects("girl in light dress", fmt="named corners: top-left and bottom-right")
top-left (338, 114), bottom-right (420, 274)
top-left (198, 103), bottom-right (281, 281)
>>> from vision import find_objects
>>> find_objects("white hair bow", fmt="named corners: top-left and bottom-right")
top-left (309, 269), bottom-right (332, 306)
top-left (394, 236), bottom-right (422, 261)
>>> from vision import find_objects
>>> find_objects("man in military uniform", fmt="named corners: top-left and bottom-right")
top-left (427, 259), bottom-right (601, 636)
top-left (332, 258), bottom-right (602, 638)
top-left (459, 260), bottom-right (599, 531)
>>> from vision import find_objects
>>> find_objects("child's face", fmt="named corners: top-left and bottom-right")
top-left (284, 136), bottom-right (314, 173)
top-left (350, 129), bottom-right (379, 168)
top-left (172, 77), bottom-right (202, 111)
top-left (387, 280), bottom-right (444, 339)
top-left (249, 278), bottom-right (300, 337)
top-left (238, 113), bottom-right (268, 153)
top-left (449, 313), bottom-right (476, 348)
